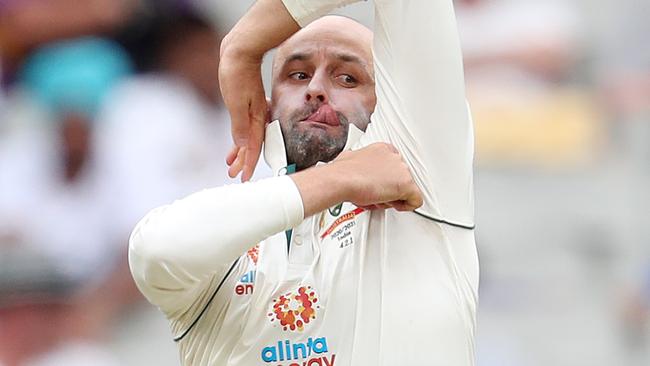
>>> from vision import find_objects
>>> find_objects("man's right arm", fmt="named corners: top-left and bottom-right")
top-left (128, 175), bottom-right (304, 315)
top-left (128, 143), bottom-right (421, 315)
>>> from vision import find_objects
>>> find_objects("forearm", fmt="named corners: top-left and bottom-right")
top-left (128, 167), bottom-right (355, 305)
top-left (290, 163), bottom-right (351, 217)
top-left (220, 0), bottom-right (300, 61)
top-left (220, 0), bottom-right (365, 59)
top-left (128, 176), bottom-right (304, 308)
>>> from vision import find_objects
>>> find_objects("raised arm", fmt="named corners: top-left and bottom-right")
top-left (220, 0), bottom-right (364, 182)
top-left (220, 0), bottom-right (473, 225)
top-left (129, 143), bottom-right (421, 314)
top-left (219, 0), bottom-right (300, 182)
top-left (365, 0), bottom-right (474, 227)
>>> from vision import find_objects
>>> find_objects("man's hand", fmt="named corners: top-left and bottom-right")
top-left (219, 46), bottom-right (267, 181)
top-left (291, 143), bottom-right (423, 217)
top-left (218, 0), bottom-right (301, 182)
top-left (336, 143), bottom-right (424, 212)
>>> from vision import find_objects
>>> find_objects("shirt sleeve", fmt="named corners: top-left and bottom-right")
top-left (281, 0), bottom-right (474, 226)
top-left (361, 0), bottom-right (475, 226)
top-left (128, 175), bottom-right (304, 315)
top-left (281, 0), bottom-right (366, 26)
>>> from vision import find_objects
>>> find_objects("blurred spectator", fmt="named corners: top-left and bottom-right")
top-left (0, 0), bottom-right (135, 84)
top-left (455, 0), bottom-right (601, 167)
top-left (621, 265), bottom-right (650, 365)
top-left (0, 241), bottom-right (120, 366)
top-left (593, 0), bottom-right (650, 115)
top-left (456, 0), bottom-right (580, 85)
top-left (1, 38), bottom-right (132, 281)
top-left (0, 37), bottom-right (132, 366)
top-left (95, 11), bottom-right (271, 244)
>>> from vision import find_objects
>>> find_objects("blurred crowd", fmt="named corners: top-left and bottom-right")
top-left (0, 1), bottom-right (261, 365)
top-left (0, 0), bottom-right (648, 365)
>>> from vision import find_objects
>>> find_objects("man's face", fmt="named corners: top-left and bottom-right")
top-left (271, 17), bottom-right (375, 170)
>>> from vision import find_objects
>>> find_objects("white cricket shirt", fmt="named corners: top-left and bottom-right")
top-left (129, 0), bottom-right (478, 365)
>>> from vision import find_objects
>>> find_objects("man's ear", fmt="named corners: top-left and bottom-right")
top-left (265, 97), bottom-right (272, 125)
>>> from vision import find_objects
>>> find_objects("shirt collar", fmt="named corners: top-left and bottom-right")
top-left (263, 120), bottom-right (365, 176)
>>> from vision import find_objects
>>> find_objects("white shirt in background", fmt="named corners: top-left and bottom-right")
top-left (0, 91), bottom-right (115, 284)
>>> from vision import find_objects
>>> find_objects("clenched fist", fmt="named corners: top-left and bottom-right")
top-left (334, 143), bottom-right (423, 212)
top-left (290, 143), bottom-right (423, 218)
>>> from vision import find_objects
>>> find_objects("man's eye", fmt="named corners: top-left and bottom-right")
top-left (336, 74), bottom-right (358, 87)
top-left (289, 72), bottom-right (309, 80)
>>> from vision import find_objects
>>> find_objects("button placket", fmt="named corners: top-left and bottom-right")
top-left (288, 220), bottom-right (316, 265)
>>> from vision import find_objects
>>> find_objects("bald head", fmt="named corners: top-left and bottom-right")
top-left (272, 15), bottom-right (373, 82)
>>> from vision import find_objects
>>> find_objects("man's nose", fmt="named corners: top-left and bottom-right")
top-left (305, 73), bottom-right (329, 103)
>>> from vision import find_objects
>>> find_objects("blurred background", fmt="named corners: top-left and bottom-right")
top-left (0, 0), bottom-right (647, 365)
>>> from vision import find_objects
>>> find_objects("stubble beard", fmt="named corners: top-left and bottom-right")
top-left (280, 106), bottom-right (350, 171)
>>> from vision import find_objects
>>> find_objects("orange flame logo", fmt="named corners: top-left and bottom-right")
top-left (267, 286), bottom-right (319, 332)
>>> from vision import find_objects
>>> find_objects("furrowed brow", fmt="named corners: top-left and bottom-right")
top-left (335, 52), bottom-right (373, 81)
top-left (284, 52), bottom-right (312, 64)
top-left (336, 53), bottom-right (366, 66)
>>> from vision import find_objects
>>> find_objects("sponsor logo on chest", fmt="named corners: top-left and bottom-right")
top-left (267, 286), bottom-right (320, 332)
top-left (261, 337), bottom-right (336, 366)
top-left (235, 244), bottom-right (260, 296)
top-left (234, 270), bottom-right (256, 295)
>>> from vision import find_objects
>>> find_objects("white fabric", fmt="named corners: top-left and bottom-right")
top-left (129, 1), bottom-right (478, 365)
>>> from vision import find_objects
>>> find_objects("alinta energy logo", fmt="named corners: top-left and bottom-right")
top-left (235, 244), bottom-right (259, 296)
top-left (267, 286), bottom-right (319, 332)
top-left (260, 337), bottom-right (335, 366)
top-left (247, 244), bottom-right (260, 265)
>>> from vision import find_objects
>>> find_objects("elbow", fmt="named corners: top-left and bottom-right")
top-left (127, 206), bottom-right (175, 289)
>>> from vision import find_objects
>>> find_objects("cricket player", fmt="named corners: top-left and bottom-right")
top-left (129, 0), bottom-right (478, 365)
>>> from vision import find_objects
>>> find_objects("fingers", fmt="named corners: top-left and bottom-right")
top-left (387, 201), bottom-right (411, 212)
top-left (385, 143), bottom-right (399, 154)
top-left (219, 48), bottom-right (267, 180)
top-left (389, 199), bottom-right (420, 212)
top-left (406, 190), bottom-right (424, 210)
top-left (228, 147), bottom-right (246, 178)
top-left (241, 108), bottom-right (266, 182)
top-left (359, 204), bottom-right (391, 211)
top-left (226, 145), bottom-right (239, 166)
top-left (359, 201), bottom-right (420, 212)
top-left (400, 183), bottom-right (424, 211)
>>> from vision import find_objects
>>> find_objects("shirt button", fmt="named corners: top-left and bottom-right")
top-left (294, 235), bottom-right (303, 246)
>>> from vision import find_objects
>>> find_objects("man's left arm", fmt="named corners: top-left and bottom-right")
top-left (360, 0), bottom-right (475, 227)
top-left (271, 0), bottom-right (475, 226)
top-left (221, 0), bottom-right (474, 225)
top-left (220, 0), bottom-right (362, 182)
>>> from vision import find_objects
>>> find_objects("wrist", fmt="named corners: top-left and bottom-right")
top-left (289, 162), bottom-right (353, 217)
top-left (220, 32), bottom-right (265, 64)
top-left (321, 160), bottom-right (356, 204)
top-left (220, 0), bottom-right (300, 62)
